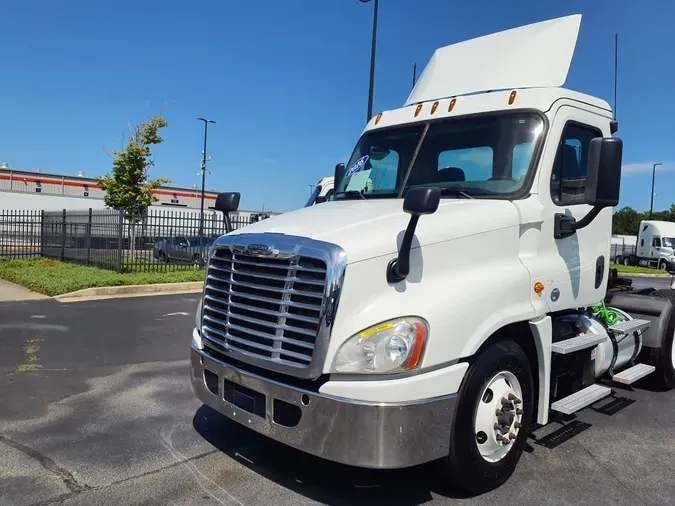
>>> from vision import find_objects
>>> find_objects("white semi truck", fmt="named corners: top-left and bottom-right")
top-left (191, 15), bottom-right (675, 493)
top-left (305, 176), bottom-right (335, 207)
top-left (615, 220), bottom-right (675, 270)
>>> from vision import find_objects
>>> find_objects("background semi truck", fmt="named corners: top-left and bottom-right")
top-left (191, 15), bottom-right (675, 494)
top-left (615, 220), bottom-right (675, 270)
top-left (304, 176), bottom-right (334, 207)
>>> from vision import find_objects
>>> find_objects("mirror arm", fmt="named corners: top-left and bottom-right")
top-left (387, 215), bottom-right (420, 283)
top-left (224, 212), bottom-right (233, 234)
top-left (554, 206), bottom-right (603, 239)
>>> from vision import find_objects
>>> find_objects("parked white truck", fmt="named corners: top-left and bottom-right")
top-left (615, 220), bottom-right (675, 270)
top-left (191, 15), bottom-right (675, 493)
top-left (305, 176), bottom-right (335, 207)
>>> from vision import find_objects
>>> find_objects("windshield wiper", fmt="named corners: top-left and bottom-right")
top-left (439, 187), bottom-right (474, 199)
top-left (337, 190), bottom-right (366, 200)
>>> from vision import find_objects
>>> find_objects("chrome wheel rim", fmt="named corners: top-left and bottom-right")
top-left (474, 371), bottom-right (524, 463)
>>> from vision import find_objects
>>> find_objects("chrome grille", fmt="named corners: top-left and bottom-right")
top-left (201, 247), bottom-right (328, 369)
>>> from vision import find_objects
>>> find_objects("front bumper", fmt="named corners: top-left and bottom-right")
top-left (191, 345), bottom-right (458, 469)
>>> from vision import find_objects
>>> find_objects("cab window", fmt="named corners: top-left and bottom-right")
top-left (550, 123), bottom-right (602, 205)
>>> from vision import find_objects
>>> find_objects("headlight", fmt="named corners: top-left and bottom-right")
top-left (331, 317), bottom-right (428, 374)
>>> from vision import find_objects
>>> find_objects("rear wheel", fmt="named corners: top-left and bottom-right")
top-left (435, 339), bottom-right (534, 494)
top-left (623, 256), bottom-right (631, 266)
top-left (615, 255), bottom-right (623, 265)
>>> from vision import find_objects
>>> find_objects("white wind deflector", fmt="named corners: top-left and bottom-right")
top-left (405, 14), bottom-right (582, 106)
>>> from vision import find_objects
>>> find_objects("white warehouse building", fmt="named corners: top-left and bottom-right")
top-left (0, 164), bottom-right (268, 220)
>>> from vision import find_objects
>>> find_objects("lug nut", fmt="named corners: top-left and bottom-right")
top-left (514, 421), bottom-right (522, 429)
top-left (509, 432), bottom-right (517, 440)
top-left (516, 408), bottom-right (524, 416)
top-left (501, 398), bottom-right (511, 406)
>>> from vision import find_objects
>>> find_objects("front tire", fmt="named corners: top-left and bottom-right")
top-left (658, 259), bottom-right (668, 271)
top-left (435, 339), bottom-right (534, 494)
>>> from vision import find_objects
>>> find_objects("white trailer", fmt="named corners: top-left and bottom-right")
top-left (191, 16), bottom-right (675, 494)
top-left (616, 220), bottom-right (675, 270)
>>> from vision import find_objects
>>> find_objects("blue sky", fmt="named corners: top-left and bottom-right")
top-left (0, 0), bottom-right (673, 213)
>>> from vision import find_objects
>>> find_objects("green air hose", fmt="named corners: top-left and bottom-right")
top-left (592, 300), bottom-right (620, 327)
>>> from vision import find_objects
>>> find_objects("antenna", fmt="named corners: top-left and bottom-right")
top-left (412, 63), bottom-right (417, 90)
top-left (613, 33), bottom-right (618, 121)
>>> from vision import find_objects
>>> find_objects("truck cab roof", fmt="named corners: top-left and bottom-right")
top-left (365, 87), bottom-right (612, 133)
top-left (365, 14), bottom-right (611, 133)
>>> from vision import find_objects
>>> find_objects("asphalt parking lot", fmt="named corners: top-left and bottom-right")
top-left (1, 286), bottom-right (674, 506)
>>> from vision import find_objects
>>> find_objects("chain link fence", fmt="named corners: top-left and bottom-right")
top-left (1, 208), bottom-right (261, 272)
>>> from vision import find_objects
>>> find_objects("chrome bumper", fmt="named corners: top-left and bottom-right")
top-left (191, 346), bottom-right (457, 469)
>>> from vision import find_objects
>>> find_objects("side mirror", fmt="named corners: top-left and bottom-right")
top-left (585, 137), bottom-right (622, 208)
top-left (215, 192), bottom-right (241, 234)
top-left (215, 192), bottom-right (241, 213)
top-left (387, 187), bottom-right (440, 283)
top-left (334, 163), bottom-right (345, 193)
top-left (315, 196), bottom-right (327, 204)
top-left (555, 137), bottom-right (622, 240)
top-left (403, 186), bottom-right (441, 215)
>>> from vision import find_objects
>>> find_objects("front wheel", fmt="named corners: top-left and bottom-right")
top-left (658, 259), bottom-right (668, 271)
top-left (435, 339), bottom-right (534, 494)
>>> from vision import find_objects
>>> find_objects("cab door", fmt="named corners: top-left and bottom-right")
top-left (535, 104), bottom-right (612, 310)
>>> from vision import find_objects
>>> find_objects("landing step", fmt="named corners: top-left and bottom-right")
top-left (551, 334), bottom-right (607, 354)
top-left (551, 385), bottom-right (612, 415)
top-left (608, 318), bottom-right (651, 335)
top-left (612, 363), bottom-right (655, 385)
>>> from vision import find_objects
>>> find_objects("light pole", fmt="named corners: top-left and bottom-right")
top-left (360, 0), bottom-right (379, 122)
top-left (197, 117), bottom-right (216, 237)
top-left (649, 163), bottom-right (662, 218)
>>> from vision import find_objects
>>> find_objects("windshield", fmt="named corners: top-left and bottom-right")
top-left (336, 113), bottom-right (544, 199)
top-left (663, 237), bottom-right (675, 248)
top-left (305, 185), bottom-right (322, 207)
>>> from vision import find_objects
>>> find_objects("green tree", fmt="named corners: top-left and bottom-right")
top-left (99, 115), bottom-right (170, 220)
top-left (99, 115), bottom-right (170, 259)
top-left (612, 206), bottom-right (641, 235)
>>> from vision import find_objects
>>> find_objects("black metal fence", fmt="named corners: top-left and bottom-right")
top-left (1, 208), bottom-right (261, 272)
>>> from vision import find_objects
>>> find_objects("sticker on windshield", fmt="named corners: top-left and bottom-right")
top-left (345, 155), bottom-right (369, 178)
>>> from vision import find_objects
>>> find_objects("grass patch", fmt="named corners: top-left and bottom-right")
top-left (610, 262), bottom-right (669, 275)
top-left (16, 363), bottom-right (42, 372)
top-left (16, 338), bottom-right (43, 373)
top-left (0, 258), bottom-right (206, 296)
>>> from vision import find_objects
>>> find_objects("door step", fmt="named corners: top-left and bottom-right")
top-left (551, 384), bottom-right (612, 415)
top-left (551, 334), bottom-right (607, 354)
top-left (608, 318), bottom-right (651, 335)
top-left (612, 363), bottom-right (655, 385)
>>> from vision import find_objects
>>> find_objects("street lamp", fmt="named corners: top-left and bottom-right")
top-left (360, 0), bottom-right (379, 123)
top-left (649, 162), bottom-right (662, 218)
top-left (197, 117), bottom-right (216, 238)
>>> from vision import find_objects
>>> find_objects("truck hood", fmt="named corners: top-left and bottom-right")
top-left (231, 199), bottom-right (519, 264)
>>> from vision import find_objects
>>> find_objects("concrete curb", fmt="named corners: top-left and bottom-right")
top-left (54, 282), bottom-right (204, 302)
